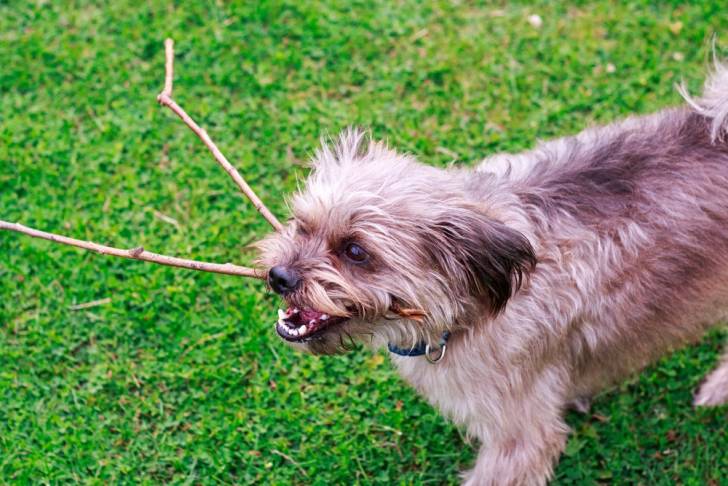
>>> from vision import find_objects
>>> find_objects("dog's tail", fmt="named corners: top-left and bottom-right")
top-left (678, 59), bottom-right (728, 142)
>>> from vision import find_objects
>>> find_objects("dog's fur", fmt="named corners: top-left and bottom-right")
top-left (257, 64), bottom-right (728, 485)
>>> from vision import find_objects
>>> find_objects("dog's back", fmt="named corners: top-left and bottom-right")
top-left (483, 65), bottom-right (728, 401)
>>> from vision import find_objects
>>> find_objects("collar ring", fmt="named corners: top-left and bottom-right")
top-left (425, 342), bottom-right (447, 364)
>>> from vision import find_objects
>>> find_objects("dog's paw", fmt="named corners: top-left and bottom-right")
top-left (693, 368), bottom-right (728, 407)
top-left (694, 382), bottom-right (728, 407)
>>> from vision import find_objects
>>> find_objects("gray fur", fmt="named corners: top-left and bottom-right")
top-left (257, 64), bottom-right (728, 485)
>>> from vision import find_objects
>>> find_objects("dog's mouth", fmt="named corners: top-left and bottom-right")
top-left (275, 307), bottom-right (349, 342)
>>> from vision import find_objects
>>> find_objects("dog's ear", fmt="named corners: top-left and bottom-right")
top-left (425, 206), bottom-right (537, 314)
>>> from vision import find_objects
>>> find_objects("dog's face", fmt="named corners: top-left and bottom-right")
top-left (257, 130), bottom-right (536, 354)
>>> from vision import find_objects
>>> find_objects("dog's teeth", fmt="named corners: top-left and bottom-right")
top-left (298, 324), bottom-right (307, 333)
top-left (309, 319), bottom-right (316, 325)
top-left (278, 309), bottom-right (286, 320)
top-left (321, 314), bottom-right (329, 320)
top-left (293, 308), bottom-right (300, 314)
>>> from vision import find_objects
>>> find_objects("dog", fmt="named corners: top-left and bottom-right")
top-left (256, 63), bottom-right (728, 485)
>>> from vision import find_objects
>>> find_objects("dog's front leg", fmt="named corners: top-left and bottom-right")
top-left (462, 418), bottom-right (568, 486)
top-left (460, 386), bottom-right (569, 486)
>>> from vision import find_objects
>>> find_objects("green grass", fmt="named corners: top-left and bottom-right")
top-left (1, 1), bottom-right (726, 484)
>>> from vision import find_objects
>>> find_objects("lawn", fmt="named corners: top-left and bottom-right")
top-left (1, 1), bottom-right (726, 484)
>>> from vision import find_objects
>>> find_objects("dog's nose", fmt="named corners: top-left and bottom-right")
top-left (268, 265), bottom-right (301, 295)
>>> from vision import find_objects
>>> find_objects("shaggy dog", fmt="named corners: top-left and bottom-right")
top-left (257, 64), bottom-right (728, 485)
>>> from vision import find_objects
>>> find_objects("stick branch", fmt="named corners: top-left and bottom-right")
top-left (2, 39), bottom-right (272, 281)
top-left (156, 38), bottom-right (283, 231)
top-left (0, 220), bottom-right (266, 279)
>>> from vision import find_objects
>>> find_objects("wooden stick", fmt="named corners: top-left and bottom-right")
top-left (156, 38), bottom-right (283, 231)
top-left (390, 303), bottom-right (427, 321)
top-left (1, 39), bottom-right (272, 281)
top-left (0, 220), bottom-right (266, 279)
top-left (161, 38), bottom-right (174, 98)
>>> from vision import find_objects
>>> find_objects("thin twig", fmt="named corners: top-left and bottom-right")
top-left (156, 38), bottom-right (283, 231)
top-left (390, 303), bottom-right (427, 321)
top-left (69, 297), bottom-right (112, 311)
top-left (153, 210), bottom-right (180, 228)
top-left (161, 38), bottom-right (174, 98)
top-left (1, 39), bottom-right (272, 281)
top-left (270, 449), bottom-right (308, 477)
top-left (0, 220), bottom-right (266, 279)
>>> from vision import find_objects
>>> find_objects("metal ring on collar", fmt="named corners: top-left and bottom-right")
top-left (425, 343), bottom-right (447, 364)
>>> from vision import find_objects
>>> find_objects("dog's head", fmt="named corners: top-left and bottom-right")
top-left (257, 130), bottom-right (536, 354)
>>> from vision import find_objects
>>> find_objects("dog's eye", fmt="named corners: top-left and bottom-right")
top-left (344, 242), bottom-right (369, 264)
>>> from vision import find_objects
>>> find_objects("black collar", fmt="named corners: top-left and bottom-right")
top-left (388, 331), bottom-right (451, 362)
